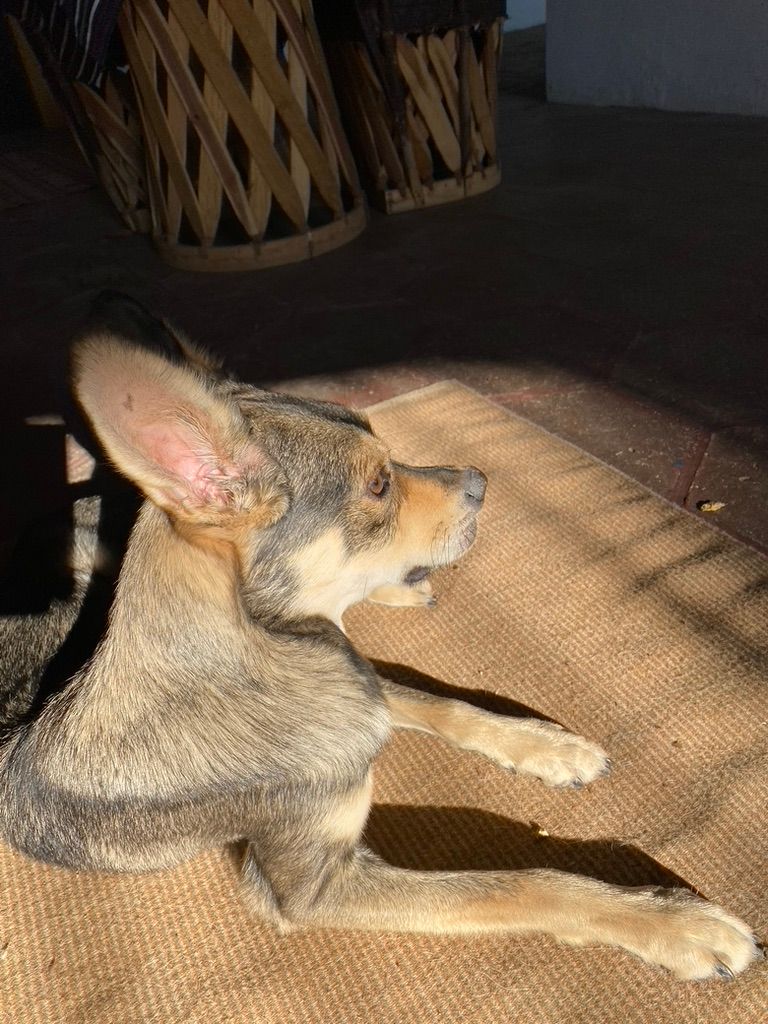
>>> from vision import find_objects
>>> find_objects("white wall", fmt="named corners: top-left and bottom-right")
top-left (505, 0), bottom-right (546, 31)
top-left (547, 0), bottom-right (768, 116)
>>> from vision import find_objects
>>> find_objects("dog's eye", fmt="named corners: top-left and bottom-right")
top-left (367, 472), bottom-right (390, 498)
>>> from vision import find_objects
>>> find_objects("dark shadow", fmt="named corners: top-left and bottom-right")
top-left (371, 659), bottom-right (560, 724)
top-left (0, 423), bottom-right (73, 613)
top-left (226, 805), bottom-right (697, 898)
top-left (0, 292), bottom-right (184, 617)
top-left (25, 472), bottom-right (138, 720)
top-left (0, 454), bottom-right (138, 732)
top-left (0, 416), bottom-right (133, 615)
top-left (365, 803), bottom-right (697, 893)
top-left (0, 20), bottom-right (38, 133)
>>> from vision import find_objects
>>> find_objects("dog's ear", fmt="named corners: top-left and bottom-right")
top-left (72, 334), bottom-right (288, 526)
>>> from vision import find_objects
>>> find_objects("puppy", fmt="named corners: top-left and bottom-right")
top-left (0, 298), bottom-right (759, 981)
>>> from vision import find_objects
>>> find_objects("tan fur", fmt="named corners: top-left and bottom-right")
top-left (321, 773), bottom-right (374, 845)
top-left (393, 473), bottom-right (476, 569)
top-left (366, 580), bottom-right (434, 608)
top-left (0, 305), bottom-right (760, 985)
top-left (379, 679), bottom-right (609, 788)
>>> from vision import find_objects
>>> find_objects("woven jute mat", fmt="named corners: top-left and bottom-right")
top-left (1, 381), bottom-right (766, 1023)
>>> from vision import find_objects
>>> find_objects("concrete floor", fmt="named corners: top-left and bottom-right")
top-left (1, 74), bottom-right (767, 559)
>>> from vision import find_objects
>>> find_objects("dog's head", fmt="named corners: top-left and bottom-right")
top-left (73, 308), bottom-right (485, 625)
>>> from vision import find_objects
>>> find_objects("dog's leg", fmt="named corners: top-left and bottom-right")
top-left (243, 831), bottom-right (759, 980)
top-left (378, 677), bottom-right (610, 787)
top-left (323, 859), bottom-right (759, 979)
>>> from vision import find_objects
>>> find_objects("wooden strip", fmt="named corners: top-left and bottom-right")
top-left (97, 142), bottom-right (140, 213)
top-left (466, 35), bottom-right (496, 160)
top-left (426, 35), bottom-right (459, 133)
top-left (73, 83), bottom-right (143, 167)
top-left (164, 0), bottom-right (306, 229)
top-left (156, 202), bottom-right (365, 270)
top-left (216, 0), bottom-right (341, 214)
top-left (248, 0), bottom-right (275, 234)
top-left (398, 123), bottom-right (424, 204)
top-left (74, 104), bottom-right (135, 218)
top-left (100, 146), bottom-right (140, 206)
top-left (352, 31), bottom-right (413, 185)
top-left (164, 11), bottom-right (189, 241)
top-left (356, 40), bottom-right (384, 94)
top-left (92, 151), bottom-right (134, 219)
top-left (287, 0), bottom-right (310, 216)
top-left (119, 6), bottom-right (204, 240)
top-left (334, 51), bottom-right (382, 186)
top-left (101, 78), bottom-right (149, 186)
top-left (135, 0), bottom-right (258, 238)
top-left (311, 38), bottom-right (346, 188)
top-left (197, 0), bottom-right (231, 241)
top-left (142, 154), bottom-right (167, 236)
top-left (457, 26), bottom-right (472, 174)
top-left (483, 19), bottom-right (501, 129)
top-left (384, 163), bottom-right (500, 213)
top-left (317, 88), bottom-right (340, 191)
top-left (132, 4), bottom-right (158, 174)
top-left (443, 29), bottom-right (457, 64)
top-left (281, 0), bottom-right (360, 189)
top-left (349, 46), bottom-right (405, 193)
top-left (102, 76), bottom-right (123, 118)
top-left (471, 125), bottom-right (486, 168)
top-left (128, 4), bottom-right (168, 234)
top-left (425, 35), bottom-right (484, 166)
top-left (114, 8), bottom-right (166, 238)
top-left (73, 95), bottom-right (146, 216)
top-left (396, 36), bottom-right (460, 174)
top-left (405, 96), bottom-right (433, 183)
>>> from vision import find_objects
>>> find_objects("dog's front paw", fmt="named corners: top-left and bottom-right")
top-left (608, 890), bottom-right (762, 981)
top-left (367, 580), bottom-right (435, 608)
top-left (495, 721), bottom-right (611, 788)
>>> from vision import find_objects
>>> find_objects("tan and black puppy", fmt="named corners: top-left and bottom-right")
top-left (0, 297), bottom-right (760, 981)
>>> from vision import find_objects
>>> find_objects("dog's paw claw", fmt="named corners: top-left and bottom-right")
top-left (633, 891), bottom-right (761, 980)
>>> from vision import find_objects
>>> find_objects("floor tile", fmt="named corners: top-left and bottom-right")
top-left (686, 426), bottom-right (768, 552)
top-left (495, 383), bottom-right (710, 501)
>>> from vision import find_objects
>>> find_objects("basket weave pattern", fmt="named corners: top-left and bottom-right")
top-left (116, 0), bottom-right (365, 270)
top-left (326, 16), bottom-right (503, 214)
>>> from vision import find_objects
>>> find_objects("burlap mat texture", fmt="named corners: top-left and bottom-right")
top-left (1, 382), bottom-right (766, 1023)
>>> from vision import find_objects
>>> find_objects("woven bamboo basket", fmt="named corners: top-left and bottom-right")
top-left (72, 72), bottom-right (151, 234)
top-left (116, 0), bottom-right (366, 271)
top-left (6, 16), bottom-right (150, 233)
top-left (320, 0), bottom-right (505, 214)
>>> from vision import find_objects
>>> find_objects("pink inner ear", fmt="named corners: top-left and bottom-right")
top-left (141, 421), bottom-right (239, 508)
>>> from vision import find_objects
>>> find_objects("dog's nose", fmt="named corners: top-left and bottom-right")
top-left (462, 467), bottom-right (487, 508)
